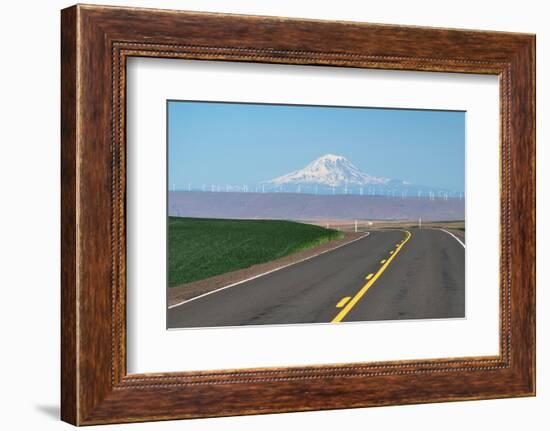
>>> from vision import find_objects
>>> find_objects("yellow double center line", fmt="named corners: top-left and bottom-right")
top-left (331, 230), bottom-right (412, 323)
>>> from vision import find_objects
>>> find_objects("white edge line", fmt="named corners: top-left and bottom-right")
top-left (438, 228), bottom-right (466, 248)
top-left (168, 231), bottom-right (371, 309)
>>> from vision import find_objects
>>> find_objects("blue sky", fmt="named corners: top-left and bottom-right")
top-left (168, 101), bottom-right (465, 192)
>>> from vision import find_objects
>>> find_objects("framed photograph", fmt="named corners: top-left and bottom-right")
top-left (61, 4), bottom-right (535, 425)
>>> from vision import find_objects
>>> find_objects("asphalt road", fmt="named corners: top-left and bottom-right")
top-left (167, 228), bottom-right (465, 328)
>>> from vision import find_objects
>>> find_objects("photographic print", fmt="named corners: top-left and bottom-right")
top-left (166, 101), bottom-right (465, 329)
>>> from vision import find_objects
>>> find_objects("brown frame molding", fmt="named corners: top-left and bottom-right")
top-left (61, 4), bottom-right (535, 425)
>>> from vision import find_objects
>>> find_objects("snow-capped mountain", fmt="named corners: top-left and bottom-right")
top-left (264, 154), bottom-right (402, 187)
top-left (260, 154), bottom-right (455, 197)
top-left (265, 154), bottom-right (389, 187)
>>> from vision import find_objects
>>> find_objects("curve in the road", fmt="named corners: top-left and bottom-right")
top-left (342, 228), bottom-right (465, 322)
top-left (331, 230), bottom-right (411, 323)
top-left (167, 228), bottom-right (465, 328)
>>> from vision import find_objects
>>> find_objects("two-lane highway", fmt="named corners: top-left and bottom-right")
top-left (338, 229), bottom-right (465, 322)
top-left (167, 228), bottom-right (465, 328)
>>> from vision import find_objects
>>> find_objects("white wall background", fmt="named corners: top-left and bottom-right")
top-left (0, 0), bottom-right (546, 429)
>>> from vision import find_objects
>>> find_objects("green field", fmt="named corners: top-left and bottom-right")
top-left (168, 217), bottom-right (343, 287)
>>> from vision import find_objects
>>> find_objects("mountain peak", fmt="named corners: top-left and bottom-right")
top-left (318, 153), bottom-right (346, 161)
top-left (264, 154), bottom-right (389, 188)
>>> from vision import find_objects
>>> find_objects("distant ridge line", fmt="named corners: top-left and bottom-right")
top-left (168, 191), bottom-right (465, 222)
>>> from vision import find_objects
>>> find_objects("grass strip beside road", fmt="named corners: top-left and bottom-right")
top-left (168, 217), bottom-right (343, 287)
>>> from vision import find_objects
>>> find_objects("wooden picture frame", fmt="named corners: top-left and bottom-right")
top-left (61, 4), bottom-right (535, 425)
